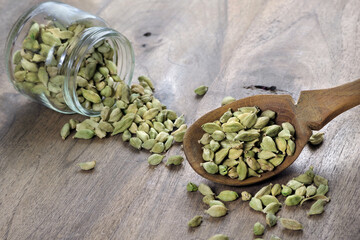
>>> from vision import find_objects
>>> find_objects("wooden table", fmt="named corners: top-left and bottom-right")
top-left (1, 1), bottom-right (359, 239)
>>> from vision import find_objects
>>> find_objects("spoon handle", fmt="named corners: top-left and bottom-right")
top-left (296, 79), bottom-right (360, 130)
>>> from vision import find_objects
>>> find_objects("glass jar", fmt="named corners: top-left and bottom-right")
top-left (5, 1), bottom-right (135, 116)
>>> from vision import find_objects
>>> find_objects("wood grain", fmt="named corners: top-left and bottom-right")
top-left (1, 1), bottom-right (359, 240)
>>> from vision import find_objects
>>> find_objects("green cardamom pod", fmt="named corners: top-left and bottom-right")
top-left (202, 122), bottom-right (223, 134)
top-left (300, 194), bottom-right (330, 206)
top-left (278, 129), bottom-right (292, 140)
top-left (211, 130), bottom-right (226, 141)
top-left (203, 195), bottom-right (215, 205)
top-left (94, 127), bottom-right (106, 139)
top-left (220, 109), bottom-right (233, 123)
top-left (253, 116), bottom-right (270, 129)
top-left (143, 108), bottom-right (159, 120)
top-left (147, 154), bottom-right (165, 166)
top-left (205, 205), bottom-right (228, 217)
top-left (241, 191), bottom-right (252, 201)
top-left (295, 186), bottom-right (306, 196)
top-left (199, 133), bottom-right (211, 145)
top-left (271, 184), bottom-right (281, 196)
top-left (78, 160), bottom-right (96, 170)
top-left (166, 155), bottom-right (184, 165)
top-left (270, 235), bottom-right (281, 240)
top-left (112, 113), bottom-right (135, 135)
top-left (174, 114), bottom-right (185, 128)
top-left (228, 149), bottom-right (243, 159)
top-left (186, 182), bottom-right (198, 192)
top-left (194, 85), bottom-right (208, 96)
top-left (275, 137), bottom-right (287, 154)
top-left (108, 108), bottom-right (123, 123)
top-left (316, 184), bottom-right (329, 195)
top-left (209, 140), bottom-right (221, 152)
top-left (245, 157), bottom-right (261, 171)
top-left (269, 154), bottom-right (285, 167)
top-left (308, 199), bottom-right (328, 216)
top-left (221, 96), bottom-right (236, 106)
top-left (73, 129), bottom-right (95, 139)
top-left (98, 121), bottom-right (114, 133)
top-left (314, 175), bottom-right (328, 187)
top-left (218, 165), bottom-right (228, 175)
top-left (286, 180), bottom-right (303, 190)
top-left (266, 213), bottom-right (277, 227)
top-left (201, 162), bottom-right (219, 174)
top-left (249, 197), bottom-right (263, 211)
top-left (260, 195), bottom-right (280, 206)
top-left (253, 222), bottom-right (265, 236)
top-left (215, 148), bottom-right (230, 164)
top-left (260, 110), bottom-right (276, 119)
top-left (279, 218), bottom-right (303, 230)
top-left (223, 158), bottom-right (239, 167)
top-left (262, 202), bottom-right (281, 215)
top-left (122, 130), bottom-right (132, 142)
top-left (82, 88), bottom-right (101, 103)
top-left (234, 129), bottom-right (260, 141)
top-left (216, 190), bottom-right (239, 202)
top-left (237, 159), bottom-right (248, 180)
top-left (198, 183), bottom-right (214, 196)
top-left (188, 215), bottom-right (203, 227)
top-left (60, 123), bottom-right (71, 140)
top-left (254, 184), bottom-right (273, 198)
top-left (293, 166), bottom-right (314, 184)
top-left (138, 76), bottom-right (155, 90)
top-left (286, 139), bottom-right (296, 156)
top-left (281, 185), bottom-right (292, 196)
top-left (281, 122), bottom-right (295, 136)
top-left (150, 142), bottom-right (165, 154)
top-left (248, 168), bottom-right (261, 178)
top-left (241, 112), bottom-right (257, 128)
top-left (257, 159), bottom-right (274, 172)
top-left (306, 185), bottom-right (317, 197)
top-left (260, 136), bottom-right (278, 153)
top-left (136, 130), bottom-right (149, 142)
top-left (142, 139), bottom-right (157, 150)
top-left (309, 132), bottom-right (324, 145)
top-left (264, 125), bottom-right (282, 137)
top-left (202, 148), bottom-right (214, 161)
top-left (285, 195), bottom-right (303, 206)
top-left (129, 137), bottom-right (142, 150)
top-left (209, 200), bottom-right (225, 207)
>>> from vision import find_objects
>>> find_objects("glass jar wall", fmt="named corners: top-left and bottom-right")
top-left (5, 1), bottom-right (135, 116)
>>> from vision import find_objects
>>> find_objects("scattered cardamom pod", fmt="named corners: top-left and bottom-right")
top-left (208, 234), bottom-right (229, 240)
top-left (266, 213), bottom-right (277, 227)
top-left (78, 160), bottom-right (96, 170)
top-left (147, 154), bottom-right (165, 166)
top-left (253, 222), bottom-right (265, 236)
top-left (205, 205), bottom-right (228, 217)
top-left (186, 182), bottom-right (198, 192)
top-left (194, 85), bottom-right (208, 96)
top-left (198, 183), bottom-right (215, 196)
top-left (308, 199), bottom-right (328, 216)
top-left (166, 155), bottom-right (184, 166)
top-left (241, 191), bottom-right (252, 201)
top-left (188, 215), bottom-right (203, 227)
top-left (279, 218), bottom-right (303, 230)
top-left (216, 190), bottom-right (239, 202)
top-left (309, 132), bottom-right (324, 145)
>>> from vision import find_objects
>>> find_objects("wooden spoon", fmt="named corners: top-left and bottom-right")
top-left (183, 79), bottom-right (360, 186)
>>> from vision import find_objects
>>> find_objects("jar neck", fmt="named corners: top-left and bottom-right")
top-left (61, 27), bottom-right (135, 116)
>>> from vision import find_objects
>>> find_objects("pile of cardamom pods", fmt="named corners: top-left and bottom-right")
top-left (186, 166), bottom-right (330, 240)
top-left (198, 106), bottom-right (296, 180)
top-left (13, 20), bottom-right (124, 111)
top-left (60, 75), bottom-right (187, 156)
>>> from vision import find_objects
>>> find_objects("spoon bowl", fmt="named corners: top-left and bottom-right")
top-left (183, 79), bottom-right (360, 186)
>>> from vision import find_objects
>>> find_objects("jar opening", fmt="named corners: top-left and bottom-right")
top-left (62, 27), bottom-right (135, 116)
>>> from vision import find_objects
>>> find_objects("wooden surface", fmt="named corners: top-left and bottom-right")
top-left (0, 1), bottom-right (359, 239)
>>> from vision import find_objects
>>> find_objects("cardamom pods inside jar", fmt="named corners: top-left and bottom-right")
top-left (5, 1), bottom-right (135, 116)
